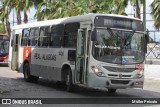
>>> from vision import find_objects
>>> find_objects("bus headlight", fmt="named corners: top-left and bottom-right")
top-left (91, 66), bottom-right (105, 77)
top-left (133, 70), bottom-right (144, 78)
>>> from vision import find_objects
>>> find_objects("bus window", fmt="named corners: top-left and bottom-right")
top-left (50, 25), bottom-right (64, 47)
top-left (29, 28), bottom-right (39, 46)
top-left (11, 30), bottom-right (15, 47)
top-left (39, 26), bottom-right (50, 47)
top-left (21, 28), bottom-right (29, 46)
top-left (63, 23), bottom-right (80, 48)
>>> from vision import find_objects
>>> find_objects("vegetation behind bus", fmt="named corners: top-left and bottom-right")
top-left (1, 0), bottom-right (160, 38)
top-left (0, 23), bottom-right (6, 34)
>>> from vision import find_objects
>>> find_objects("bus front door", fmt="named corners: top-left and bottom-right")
top-left (75, 29), bottom-right (88, 84)
top-left (11, 34), bottom-right (19, 71)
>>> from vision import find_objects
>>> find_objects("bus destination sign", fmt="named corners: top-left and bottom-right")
top-left (94, 16), bottom-right (144, 31)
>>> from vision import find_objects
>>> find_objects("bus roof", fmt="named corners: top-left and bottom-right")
top-left (12, 13), bottom-right (142, 30)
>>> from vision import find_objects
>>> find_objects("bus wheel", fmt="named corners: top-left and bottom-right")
top-left (23, 63), bottom-right (39, 82)
top-left (66, 68), bottom-right (74, 92)
top-left (108, 89), bottom-right (117, 93)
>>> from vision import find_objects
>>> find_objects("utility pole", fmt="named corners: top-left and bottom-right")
top-left (143, 0), bottom-right (146, 31)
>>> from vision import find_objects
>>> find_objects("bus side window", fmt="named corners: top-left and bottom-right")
top-left (11, 30), bottom-right (15, 47)
top-left (50, 25), bottom-right (64, 47)
top-left (15, 34), bottom-right (18, 45)
top-left (21, 28), bottom-right (29, 46)
top-left (29, 27), bottom-right (39, 46)
top-left (39, 26), bottom-right (50, 47)
top-left (63, 23), bottom-right (80, 48)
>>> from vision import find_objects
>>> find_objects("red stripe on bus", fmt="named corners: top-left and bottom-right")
top-left (23, 47), bottom-right (32, 63)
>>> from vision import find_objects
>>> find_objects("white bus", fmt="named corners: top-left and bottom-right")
top-left (9, 13), bottom-right (147, 92)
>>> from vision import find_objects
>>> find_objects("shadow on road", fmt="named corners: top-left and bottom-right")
top-left (11, 78), bottom-right (131, 97)
top-left (1, 76), bottom-right (160, 99)
top-left (15, 78), bottom-right (152, 98)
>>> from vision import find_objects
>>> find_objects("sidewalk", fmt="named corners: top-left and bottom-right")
top-left (145, 64), bottom-right (160, 80)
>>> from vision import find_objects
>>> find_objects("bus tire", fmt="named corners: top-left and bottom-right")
top-left (108, 89), bottom-right (117, 93)
top-left (23, 63), bottom-right (39, 82)
top-left (66, 68), bottom-right (74, 92)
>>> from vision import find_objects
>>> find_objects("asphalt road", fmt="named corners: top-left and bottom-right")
top-left (0, 64), bottom-right (160, 107)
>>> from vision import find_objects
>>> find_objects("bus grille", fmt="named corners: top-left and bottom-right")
top-left (108, 74), bottom-right (131, 78)
top-left (103, 66), bottom-right (134, 73)
top-left (111, 80), bottom-right (130, 85)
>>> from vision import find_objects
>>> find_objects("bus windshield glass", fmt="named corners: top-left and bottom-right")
top-left (0, 40), bottom-right (9, 55)
top-left (92, 29), bottom-right (145, 64)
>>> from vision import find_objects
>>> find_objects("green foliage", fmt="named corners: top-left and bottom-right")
top-left (0, 0), bottom-right (11, 36)
top-left (0, 22), bottom-right (6, 34)
top-left (150, 0), bottom-right (160, 30)
top-left (113, 0), bottom-right (144, 18)
top-left (35, 0), bottom-right (114, 20)
top-left (113, 0), bottom-right (128, 14)
top-left (34, 0), bottom-right (145, 20)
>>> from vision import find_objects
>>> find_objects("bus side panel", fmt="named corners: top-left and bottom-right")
top-left (30, 48), bottom-right (62, 81)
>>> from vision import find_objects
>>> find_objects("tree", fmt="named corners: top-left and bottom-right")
top-left (35, 0), bottom-right (54, 20)
top-left (35, 0), bottom-right (114, 20)
top-left (0, 0), bottom-right (11, 36)
top-left (0, 0), bottom-right (28, 36)
top-left (0, 0), bottom-right (22, 26)
top-left (21, 0), bottom-right (34, 23)
top-left (3, 0), bottom-right (23, 25)
top-left (130, 0), bottom-right (144, 19)
top-left (23, 0), bottom-right (43, 23)
top-left (150, 0), bottom-right (160, 30)
top-left (0, 22), bottom-right (6, 34)
top-left (14, 0), bottom-right (22, 24)
top-left (113, 0), bottom-right (128, 15)
top-left (113, 0), bottom-right (144, 19)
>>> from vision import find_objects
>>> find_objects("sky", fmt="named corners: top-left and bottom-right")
top-left (8, 0), bottom-right (160, 42)
top-left (124, 0), bottom-right (160, 42)
top-left (125, 0), bottom-right (154, 30)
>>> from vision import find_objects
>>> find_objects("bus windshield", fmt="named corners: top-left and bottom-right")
top-left (0, 40), bottom-right (9, 55)
top-left (92, 28), bottom-right (145, 64)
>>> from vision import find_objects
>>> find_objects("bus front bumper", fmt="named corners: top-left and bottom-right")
top-left (0, 56), bottom-right (8, 65)
top-left (0, 60), bottom-right (8, 65)
top-left (87, 73), bottom-right (144, 89)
